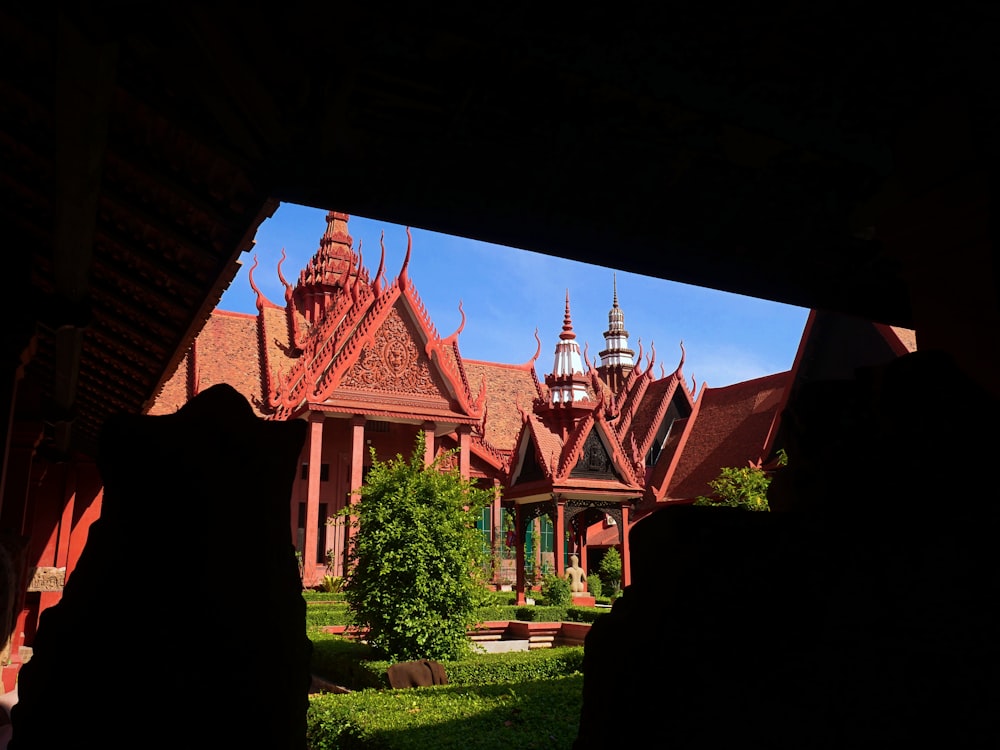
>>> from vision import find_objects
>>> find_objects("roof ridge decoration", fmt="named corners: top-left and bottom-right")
top-left (269, 223), bottom-right (483, 421)
top-left (511, 398), bottom-right (545, 481)
top-left (311, 278), bottom-right (401, 403)
top-left (612, 340), bottom-right (656, 438)
top-left (594, 408), bottom-right (645, 486)
top-left (248, 254), bottom-right (279, 410)
top-left (470, 410), bottom-right (511, 470)
top-left (632, 375), bottom-right (680, 461)
top-left (585, 345), bottom-right (618, 420)
top-left (557, 409), bottom-right (596, 478)
top-left (247, 253), bottom-right (268, 313)
top-left (275, 247), bottom-right (306, 353)
top-left (618, 337), bottom-right (645, 396)
top-left (373, 233), bottom-right (386, 296)
top-left (267, 251), bottom-right (378, 418)
top-left (393, 229), bottom-right (482, 417)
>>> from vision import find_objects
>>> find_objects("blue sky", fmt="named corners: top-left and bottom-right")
top-left (218, 202), bottom-right (810, 389)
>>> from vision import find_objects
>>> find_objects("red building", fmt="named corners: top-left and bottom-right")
top-left (1, 210), bottom-right (915, 690)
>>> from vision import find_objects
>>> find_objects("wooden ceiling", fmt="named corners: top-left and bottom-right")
top-left (1, 4), bottom-right (994, 459)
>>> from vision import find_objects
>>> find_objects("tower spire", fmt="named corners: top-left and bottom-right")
top-left (546, 290), bottom-right (590, 404)
top-left (597, 273), bottom-right (635, 392)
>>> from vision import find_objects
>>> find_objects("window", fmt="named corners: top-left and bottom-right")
top-left (475, 506), bottom-right (492, 557)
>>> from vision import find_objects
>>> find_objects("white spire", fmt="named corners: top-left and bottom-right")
top-left (599, 273), bottom-right (635, 369)
top-left (549, 290), bottom-right (589, 403)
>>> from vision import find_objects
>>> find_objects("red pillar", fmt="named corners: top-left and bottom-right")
top-left (303, 415), bottom-right (324, 587)
top-left (621, 503), bottom-right (632, 589)
top-left (553, 496), bottom-right (565, 577)
top-left (457, 425), bottom-right (471, 480)
top-left (491, 480), bottom-right (502, 585)
top-left (55, 466), bottom-right (77, 570)
top-left (422, 421), bottom-right (435, 467)
top-left (345, 415), bottom-right (366, 572)
top-left (514, 503), bottom-right (526, 605)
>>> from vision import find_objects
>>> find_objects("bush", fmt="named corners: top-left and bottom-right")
top-left (307, 675), bottom-right (585, 750)
top-left (339, 433), bottom-right (495, 662)
top-left (598, 547), bottom-right (622, 598)
top-left (540, 572), bottom-right (571, 606)
top-left (586, 574), bottom-right (602, 598)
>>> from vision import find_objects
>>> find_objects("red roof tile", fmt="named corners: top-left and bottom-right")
top-left (667, 370), bottom-right (791, 501)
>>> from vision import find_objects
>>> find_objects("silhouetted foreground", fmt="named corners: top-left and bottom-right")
top-left (574, 351), bottom-right (999, 748)
top-left (10, 385), bottom-right (310, 748)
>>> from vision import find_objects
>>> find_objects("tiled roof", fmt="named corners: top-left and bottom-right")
top-left (464, 360), bottom-right (541, 449)
top-left (666, 370), bottom-right (791, 501)
top-left (195, 312), bottom-right (267, 413)
top-left (526, 411), bottom-right (565, 477)
top-left (147, 311), bottom-right (265, 416)
top-left (626, 375), bottom-right (678, 449)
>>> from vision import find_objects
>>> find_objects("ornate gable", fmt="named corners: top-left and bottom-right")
top-left (516, 435), bottom-right (547, 483)
top-left (339, 304), bottom-right (446, 400)
top-left (570, 430), bottom-right (623, 481)
top-left (265, 218), bottom-right (485, 423)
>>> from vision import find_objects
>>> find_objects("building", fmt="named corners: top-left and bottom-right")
top-left (0, 209), bottom-right (916, 690)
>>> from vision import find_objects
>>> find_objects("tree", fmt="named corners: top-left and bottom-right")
top-left (692, 449), bottom-right (787, 512)
top-left (598, 546), bottom-right (623, 598)
top-left (337, 432), bottom-right (494, 661)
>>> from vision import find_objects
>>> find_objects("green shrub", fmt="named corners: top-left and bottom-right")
top-left (540, 572), bottom-right (571, 606)
top-left (307, 675), bottom-right (585, 750)
top-left (340, 433), bottom-right (494, 662)
top-left (305, 601), bottom-right (354, 628)
top-left (309, 629), bottom-right (585, 693)
top-left (317, 574), bottom-right (343, 593)
top-left (586, 574), bottom-right (602, 598)
top-left (598, 547), bottom-right (622, 598)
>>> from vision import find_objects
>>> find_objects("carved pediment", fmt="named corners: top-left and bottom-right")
top-left (340, 306), bottom-right (445, 398)
top-left (571, 430), bottom-right (623, 481)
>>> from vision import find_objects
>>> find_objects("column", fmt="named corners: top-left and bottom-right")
top-left (422, 421), bottom-right (435, 467)
top-left (303, 415), bottom-right (324, 587)
top-left (491, 480), bottom-right (502, 586)
top-left (514, 503), bottom-right (526, 605)
top-left (345, 415), bottom-right (366, 570)
top-left (553, 496), bottom-right (565, 577)
top-left (621, 503), bottom-right (631, 589)
top-left (457, 424), bottom-right (471, 479)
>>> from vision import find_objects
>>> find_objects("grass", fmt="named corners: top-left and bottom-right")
top-left (303, 592), bottom-right (598, 749)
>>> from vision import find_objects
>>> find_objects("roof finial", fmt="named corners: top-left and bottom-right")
top-left (399, 226), bottom-right (413, 289)
top-left (613, 272), bottom-right (619, 307)
top-left (248, 254), bottom-right (265, 312)
top-left (560, 289), bottom-right (576, 340)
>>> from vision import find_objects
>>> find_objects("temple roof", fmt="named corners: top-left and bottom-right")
top-left (149, 214), bottom-right (917, 534)
top-left (658, 370), bottom-right (791, 503)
